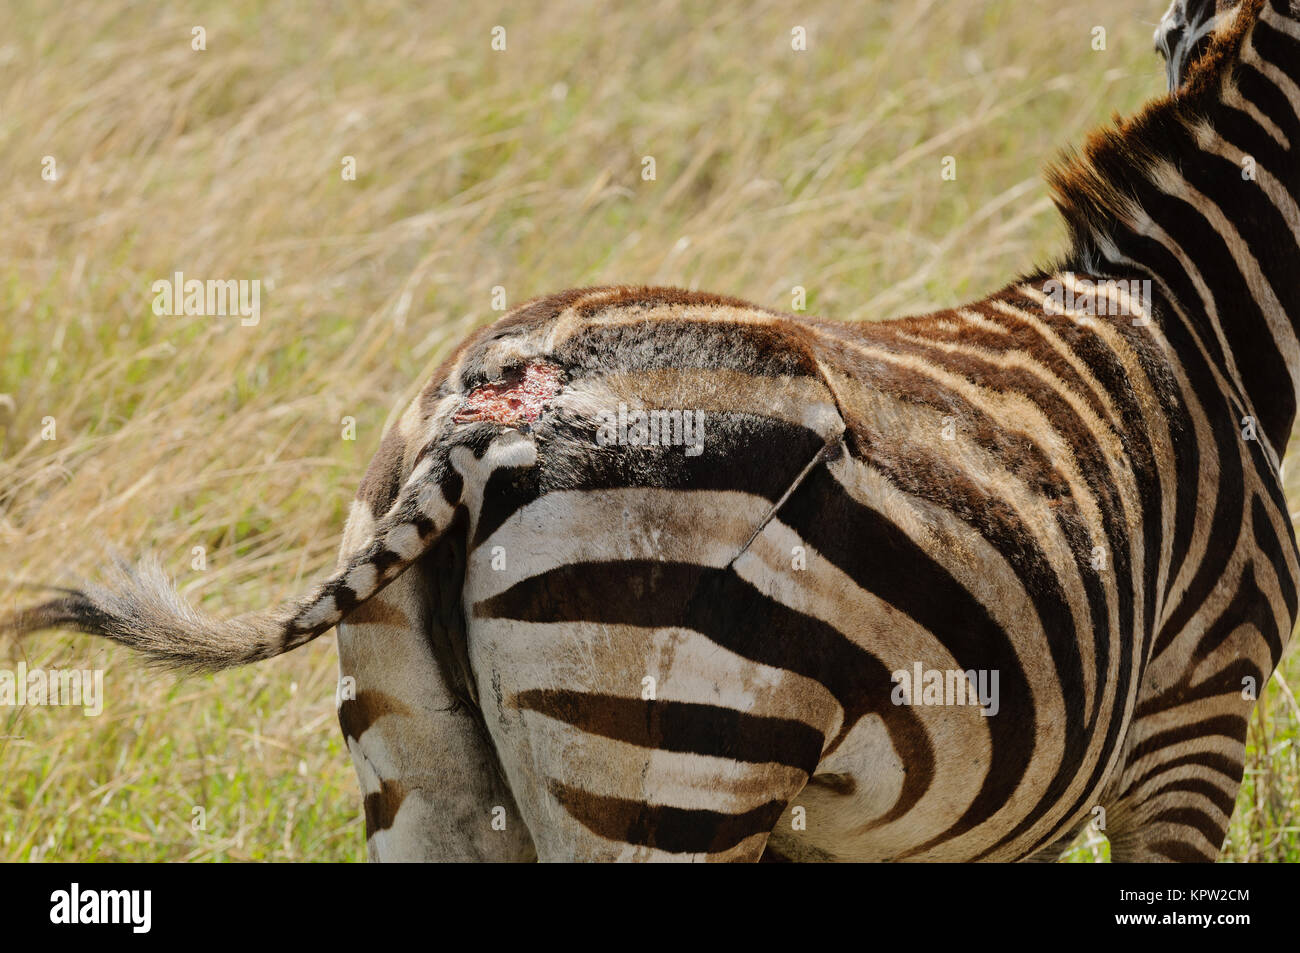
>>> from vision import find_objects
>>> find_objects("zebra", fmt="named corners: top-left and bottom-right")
top-left (4, 0), bottom-right (1299, 861)
top-left (1156, 0), bottom-right (1229, 90)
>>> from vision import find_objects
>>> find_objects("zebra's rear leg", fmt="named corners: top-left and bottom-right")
top-left (1100, 693), bottom-right (1250, 863)
top-left (1103, 786), bottom-right (1237, 863)
top-left (1021, 830), bottom-right (1084, 863)
top-left (466, 618), bottom-right (818, 862)
top-left (335, 497), bottom-right (534, 862)
top-left (477, 704), bottom-right (805, 862)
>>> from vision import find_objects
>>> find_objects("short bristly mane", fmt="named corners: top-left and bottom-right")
top-left (1046, 0), bottom-right (1263, 265)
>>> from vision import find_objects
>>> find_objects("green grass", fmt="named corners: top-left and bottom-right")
top-left (0, 0), bottom-right (1295, 861)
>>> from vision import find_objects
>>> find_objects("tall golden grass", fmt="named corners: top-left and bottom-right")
top-left (0, 0), bottom-right (1295, 861)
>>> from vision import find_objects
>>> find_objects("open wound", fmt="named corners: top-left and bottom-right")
top-left (453, 361), bottom-right (564, 426)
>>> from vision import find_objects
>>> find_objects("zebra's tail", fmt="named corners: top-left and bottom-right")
top-left (0, 446), bottom-right (466, 673)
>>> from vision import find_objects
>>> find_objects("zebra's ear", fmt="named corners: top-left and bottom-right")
top-left (1155, 0), bottom-right (1226, 92)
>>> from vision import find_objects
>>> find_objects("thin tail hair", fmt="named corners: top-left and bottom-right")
top-left (0, 444), bottom-right (463, 673)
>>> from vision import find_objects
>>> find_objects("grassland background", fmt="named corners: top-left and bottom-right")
top-left (0, 0), bottom-right (1296, 862)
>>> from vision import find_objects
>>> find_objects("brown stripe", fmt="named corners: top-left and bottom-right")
top-left (342, 597), bottom-right (409, 628)
top-left (555, 315), bottom-right (822, 377)
top-left (511, 689), bottom-right (824, 771)
top-left (807, 773), bottom-right (857, 796)
top-left (570, 285), bottom-right (775, 317)
top-left (1147, 838), bottom-right (1216, 863)
top-left (1150, 807), bottom-right (1229, 849)
top-left (1125, 715), bottom-right (1248, 765)
top-left (356, 426), bottom-right (408, 518)
top-left (363, 778), bottom-right (407, 834)
top-left (548, 780), bottom-right (786, 855)
top-left (338, 689), bottom-right (412, 742)
top-left (1123, 752), bottom-right (1245, 799)
top-left (1145, 777), bottom-right (1237, 816)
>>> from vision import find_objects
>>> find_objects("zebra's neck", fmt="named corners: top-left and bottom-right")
top-left (1048, 0), bottom-right (1300, 458)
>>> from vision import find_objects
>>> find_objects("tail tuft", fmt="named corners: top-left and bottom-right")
top-left (1, 558), bottom-right (294, 673)
top-left (1, 435), bottom-right (468, 673)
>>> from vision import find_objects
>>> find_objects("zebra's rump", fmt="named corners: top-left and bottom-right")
top-left (326, 269), bottom-right (1294, 860)
top-left (422, 284), bottom-right (1167, 860)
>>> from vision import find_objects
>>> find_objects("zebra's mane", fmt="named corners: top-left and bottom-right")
top-left (1045, 0), bottom-right (1266, 269)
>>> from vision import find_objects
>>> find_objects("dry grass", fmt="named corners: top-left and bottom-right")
top-left (0, 0), bottom-right (1294, 861)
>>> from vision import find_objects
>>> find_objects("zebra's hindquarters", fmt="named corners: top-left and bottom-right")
top-left (458, 410), bottom-right (851, 860)
top-left (333, 414), bottom-right (535, 861)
